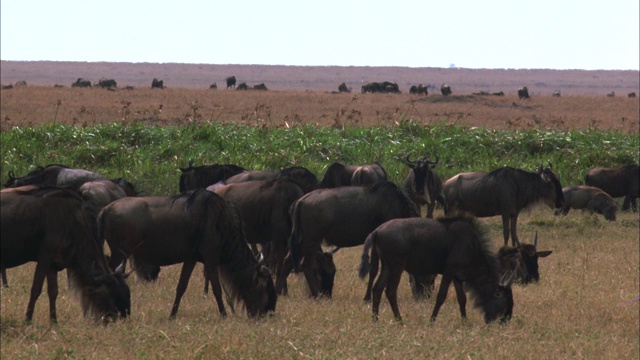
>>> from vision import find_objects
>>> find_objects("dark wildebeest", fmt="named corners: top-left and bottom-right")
top-left (253, 83), bottom-right (268, 91)
top-left (585, 164), bottom-right (639, 212)
top-left (72, 78), bottom-right (92, 88)
top-left (401, 155), bottom-right (443, 218)
top-left (552, 90), bottom-right (561, 97)
top-left (224, 166), bottom-right (319, 194)
top-left (151, 78), bottom-right (164, 89)
top-left (226, 76), bottom-right (237, 89)
top-left (440, 84), bottom-right (452, 96)
top-left (350, 162), bottom-right (387, 186)
top-left (1, 186), bottom-right (131, 323)
top-left (319, 162), bottom-right (386, 188)
top-left (359, 216), bottom-right (515, 324)
top-left (278, 181), bottom-right (419, 298)
top-left (443, 164), bottom-right (564, 246)
top-left (498, 232), bottom-right (552, 284)
top-left (4, 164), bottom-right (106, 189)
top-left (409, 84), bottom-right (428, 95)
top-left (236, 82), bottom-right (249, 90)
top-left (629, 92), bottom-right (637, 98)
top-left (97, 78), bottom-right (117, 89)
top-left (178, 161), bottom-right (246, 192)
top-left (492, 91), bottom-right (505, 96)
top-left (556, 185), bottom-right (617, 221)
top-left (210, 82), bottom-right (217, 89)
top-left (99, 190), bottom-right (277, 318)
top-left (606, 91), bottom-right (615, 97)
top-left (518, 86), bottom-right (530, 99)
top-left (338, 82), bottom-right (350, 93)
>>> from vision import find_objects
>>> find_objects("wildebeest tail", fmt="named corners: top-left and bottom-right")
top-left (358, 232), bottom-right (375, 279)
top-left (288, 201), bottom-right (304, 273)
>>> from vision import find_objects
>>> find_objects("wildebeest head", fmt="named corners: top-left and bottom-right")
top-left (250, 254), bottom-right (277, 317)
top-left (86, 261), bottom-right (132, 321)
top-left (402, 155), bottom-right (439, 204)
top-left (538, 162), bottom-right (564, 209)
top-left (316, 248), bottom-right (338, 297)
top-left (499, 232), bottom-right (552, 284)
top-left (485, 271), bottom-right (516, 323)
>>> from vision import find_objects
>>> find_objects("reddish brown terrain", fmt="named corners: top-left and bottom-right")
top-left (1, 61), bottom-right (638, 132)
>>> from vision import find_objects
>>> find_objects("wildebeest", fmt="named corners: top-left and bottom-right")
top-left (236, 82), bottom-right (249, 90)
top-left (338, 82), bottom-right (350, 93)
top-left (210, 82), bottom-right (217, 89)
top-left (518, 86), bottom-right (530, 99)
top-left (440, 84), bottom-right (452, 96)
top-left (224, 166), bottom-right (319, 194)
top-left (629, 92), bottom-right (637, 98)
top-left (4, 164), bottom-right (106, 189)
top-left (361, 81), bottom-right (400, 94)
top-left (99, 190), bottom-right (277, 318)
top-left (278, 181), bottom-right (419, 297)
top-left (606, 91), bottom-right (615, 97)
top-left (556, 185), bottom-right (617, 221)
top-left (350, 162), bottom-right (387, 186)
top-left (401, 155), bottom-right (443, 218)
top-left (178, 161), bottom-right (246, 192)
top-left (443, 164), bottom-right (564, 246)
top-left (80, 179), bottom-right (138, 244)
top-left (498, 232), bottom-right (552, 284)
top-left (97, 78), bottom-right (117, 89)
top-left (359, 216), bottom-right (515, 323)
top-left (585, 164), bottom-right (639, 211)
top-left (319, 162), bottom-right (386, 188)
top-left (409, 84), bottom-right (428, 95)
top-left (226, 76), bottom-right (237, 89)
top-left (151, 78), bottom-right (164, 89)
top-left (253, 83), bottom-right (268, 91)
top-left (1, 186), bottom-right (131, 323)
top-left (552, 90), bottom-right (561, 97)
top-left (72, 78), bottom-right (92, 88)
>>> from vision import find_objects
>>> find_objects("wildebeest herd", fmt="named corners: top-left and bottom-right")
top-left (1, 160), bottom-right (637, 325)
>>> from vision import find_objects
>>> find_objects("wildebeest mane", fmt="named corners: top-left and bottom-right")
top-left (366, 181), bottom-right (420, 216)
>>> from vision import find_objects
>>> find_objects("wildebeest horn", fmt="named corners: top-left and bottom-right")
top-left (404, 155), bottom-right (416, 166)
top-left (533, 231), bottom-right (538, 248)
top-left (8, 170), bottom-right (15, 180)
top-left (256, 252), bottom-right (265, 265)
top-left (426, 155), bottom-right (440, 166)
top-left (327, 247), bottom-right (340, 255)
top-left (188, 159), bottom-right (194, 168)
top-left (114, 259), bottom-right (126, 275)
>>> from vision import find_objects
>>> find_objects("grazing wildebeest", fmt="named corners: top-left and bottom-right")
top-left (585, 164), bottom-right (639, 212)
top-left (1, 186), bottom-right (130, 323)
top-left (498, 231), bottom-right (552, 284)
top-left (409, 84), bottom-right (428, 95)
top-left (72, 78), bottom-right (92, 88)
top-left (178, 161), bottom-right (246, 192)
top-left (236, 82), bottom-right (248, 90)
top-left (552, 90), bottom-right (561, 97)
top-left (253, 83), bottom-right (268, 91)
top-left (518, 87), bottom-right (530, 99)
top-left (278, 181), bottom-right (419, 298)
top-left (151, 78), bottom-right (164, 89)
top-left (319, 162), bottom-right (386, 188)
top-left (338, 82), bottom-right (350, 93)
top-left (4, 164), bottom-right (106, 189)
top-left (401, 155), bottom-right (443, 218)
top-left (556, 185), bottom-right (617, 221)
top-left (444, 164), bottom-right (564, 246)
top-left (226, 76), bottom-right (237, 89)
top-left (359, 216), bottom-right (515, 324)
top-left (492, 91), bottom-right (505, 96)
top-left (99, 190), bottom-right (277, 318)
top-left (361, 82), bottom-right (382, 94)
top-left (97, 78), bottom-right (117, 89)
top-left (606, 91), bottom-right (615, 97)
top-left (629, 92), bottom-right (637, 98)
top-left (440, 84), bottom-right (452, 96)
top-left (210, 82), bottom-right (217, 89)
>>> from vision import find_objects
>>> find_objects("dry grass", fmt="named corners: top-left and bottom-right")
top-left (1, 86), bottom-right (639, 133)
top-left (2, 209), bottom-right (638, 359)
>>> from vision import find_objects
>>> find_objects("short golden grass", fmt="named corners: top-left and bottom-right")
top-left (1, 209), bottom-right (638, 359)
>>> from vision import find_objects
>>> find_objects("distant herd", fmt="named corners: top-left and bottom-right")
top-left (1, 76), bottom-right (637, 98)
top-left (2, 159), bottom-right (638, 325)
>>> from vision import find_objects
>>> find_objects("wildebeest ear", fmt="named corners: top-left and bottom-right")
top-left (537, 250), bottom-right (553, 258)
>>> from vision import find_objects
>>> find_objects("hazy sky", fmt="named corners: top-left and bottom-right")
top-left (2, 1), bottom-right (638, 70)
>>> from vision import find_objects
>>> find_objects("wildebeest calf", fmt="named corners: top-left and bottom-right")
top-left (556, 185), bottom-right (617, 221)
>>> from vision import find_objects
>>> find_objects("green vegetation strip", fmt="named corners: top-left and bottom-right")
top-left (1, 122), bottom-right (637, 195)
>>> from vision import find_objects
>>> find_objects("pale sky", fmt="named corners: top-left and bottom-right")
top-left (1, 1), bottom-right (638, 70)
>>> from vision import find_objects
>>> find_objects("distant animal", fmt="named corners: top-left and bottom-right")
top-left (606, 91), bottom-right (615, 97)
top-left (497, 231), bottom-right (552, 284)
top-left (361, 81), bottom-right (399, 94)
top-left (584, 164), bottom-right (639, 212)
top-left (14, 80), bottom-right (27, 87)
top-left (338, 82), bottom-right (350, 93)
top-left (518, 87), bottom-right (530, 99)
top-left (253, 83), bottom-right (268, 91)
top-left (72, 78), bottom-right (92, 88)
top-left (151, 78), bottom-right (164, 89)
top-left (97, 78), bottom-right (117, 89)
top-left (492, 91), bottom-right (505, 96)
top-left (236, 82), bottom-right (249, 90)
top-left (1, 186), bottom-right (131, 323)
top-left (209, 83), bottom-right (217, 89)
top-left (278, 181), bottom-right (419, 298)
top-left (552, 90), bottom-right (561, 97)
top-left (178, 161), bottom-right (246, 192)
top-left (440, 84), bottom-right (452, 96)
top-left (226, 76), bottom-right (237, 89)
top-left (99, 190), bottom-right (277, 318)
top-left (555, 185), bottom-right (617, 221)
top-left (629, 92), bottom-right (637, 98)
top-left (2, 84), bottom-right (13, 89)
top-left (443, 164), bottom-right (564, 246)
top-left (319, 162), bottom-right (386, 188)
top-left (359, 216), bottom-right (515, 324)
top-left (409, 84), bottom-right (428, 95)
top-left (4, 164), bottom-right (106, 189)
top-left (401, 155), bottom-right (444, 218)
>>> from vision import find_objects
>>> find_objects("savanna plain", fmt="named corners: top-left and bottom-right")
top-left (0, 62), bottom-right (639, 359)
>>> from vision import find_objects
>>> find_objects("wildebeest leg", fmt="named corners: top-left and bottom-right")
top-left (371, 264), bottom-right (390, 322)
top-left (452, 279), bottom-right (467, 320)
top-left (501, 214), bottom-right (511, 246)
top-left (384, 269), bottom-right (404, 322)
top-left (26, 262), bottom-right (49, 323)
top-left (275, 254), bottom-right (293, 296)
top-left (169, 260), bottom-right (197, 319)
top-left (410, 274), bottom-right (436, 301)
top-left (426, 202), bottom-right (436, 218)
top-left (510, 214), bottom-right (520, 247)
top-left (1, 268), bottom-right (8, 287)
top-left (46, 271), bottom-right (59, 322)
top-left (363, 249), bottom-right (379, 302)
top-left (302, 255), bottom-right (320, 298)
top-left (430, 273), bottom-right (453, 322)
top-left (203, 267), bottom-right (209, 296)
top-left (623, 195), bottom-right (637, 212)
top-left (204, 266), bottom-right (228, 317)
